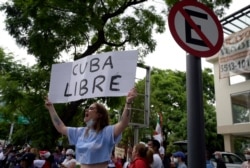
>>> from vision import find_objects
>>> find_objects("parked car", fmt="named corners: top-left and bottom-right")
top-left (173, 140), bottom-right (188, 153)
top-left (173, 140), bottom-right (244, 168)
top-left (211, 151), bottom-right (244, 168)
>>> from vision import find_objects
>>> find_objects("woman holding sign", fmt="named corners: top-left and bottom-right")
top-left (45, 88), bottom-right (137, 168)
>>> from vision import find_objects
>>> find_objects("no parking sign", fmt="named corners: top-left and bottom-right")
top-left (168, 0), bottom-right (223, 57)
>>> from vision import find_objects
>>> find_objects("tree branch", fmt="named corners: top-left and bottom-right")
top-left (102, 0), bottom-right (147, 23)
top-left (78, 29), bottom-right (105, 59)
top-left (104, 39), bottom-right (129, 47)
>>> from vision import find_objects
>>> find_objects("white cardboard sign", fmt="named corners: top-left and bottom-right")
top-left (48, 50), bottom-right (138, 103)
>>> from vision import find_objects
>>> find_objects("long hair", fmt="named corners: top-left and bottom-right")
top-left (92, 102), bottom-right (109, 132)
top-left (135, 143), bottom-right (154, 165)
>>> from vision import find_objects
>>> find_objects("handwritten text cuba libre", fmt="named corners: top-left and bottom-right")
top-left (64, 56), bottom-right (121, 97)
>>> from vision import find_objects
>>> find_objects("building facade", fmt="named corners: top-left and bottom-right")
top-left (206, 5), bottom-right (250, 152)
top-left (207, 54), bottom-right (250, 152)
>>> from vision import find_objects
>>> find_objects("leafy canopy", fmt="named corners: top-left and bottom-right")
top-left (0, 0), bottom-right (232, 67)
top-left (1, 0), bottom-right (166, 66)
top-left (0, 0), bottom-right (232, 148)
top-left (133, 68), bottom-right (223, 151)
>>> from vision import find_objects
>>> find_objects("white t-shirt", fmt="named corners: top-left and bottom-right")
top-left (123, 161), bottom-right (130, 168)
top-left (33, 160), bottom-right (46, 168)
top-left (0, 151), bottom-right (5, 161)
top-left (107, 159), bottom-right (116, 168)
top-left (159, 146), bottom-right (165, 155)
top-left (61, 158), bottom-right (77, 168)
top-left (241, 161), bottom-right (250, 168)
top-left (151, 154), bottom-right (163, 168)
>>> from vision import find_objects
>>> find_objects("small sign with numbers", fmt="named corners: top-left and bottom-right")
top-left (219, 27), bottom-right (250, 78)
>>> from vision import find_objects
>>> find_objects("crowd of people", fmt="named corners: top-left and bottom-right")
top-left (0, 143), bottom-right (77, 168)
top-left (0, 142), bottom-right (163, 168)
top-left (1, 133), bottom-right (250, 168)
top-left (1, 87), bottom-right (250, 168)
top-left (0, 140), bottom-right (180, 168)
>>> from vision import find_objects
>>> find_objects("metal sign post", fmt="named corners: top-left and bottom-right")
top-left (186, 54), bottom-right (206, 167)
top-left (168, 0), bottom-right (223, 167)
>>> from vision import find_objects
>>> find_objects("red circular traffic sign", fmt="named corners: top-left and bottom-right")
top-left (168, 0), bottom-right (223, 57)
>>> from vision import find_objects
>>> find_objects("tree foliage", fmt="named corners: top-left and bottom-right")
top-left (0, 0), bottom-right (166, 66)
top-left (0, 0), bottom-right (232, 66)
top-left (133, 68), bottom-right (223, 152)
top-left (0, 48), bottom-right (52, 147)
top-left (0, 47), bottom-right (224, 150)
top-left (0, 0), bottom-right (233, 148)
top-left (0, 0), bottom-right (168, 132)
top-left (0, 47), bottom-right (128, 148)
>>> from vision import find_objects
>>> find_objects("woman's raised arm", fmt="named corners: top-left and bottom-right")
top-left (114, 88), bottom-right (137, 137)
top-left (45, 97), bottom-right (67, 135)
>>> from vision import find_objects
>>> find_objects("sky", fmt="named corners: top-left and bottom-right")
top-left (144, 0), bottom-right (250, 71)
top-left (0, 0), bottom-right (249, 73)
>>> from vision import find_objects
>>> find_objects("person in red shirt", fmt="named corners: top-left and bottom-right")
top-left (129, 143), bottom-right (154, 168)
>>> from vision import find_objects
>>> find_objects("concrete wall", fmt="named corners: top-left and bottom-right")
top-left (206, 53), bottom-right (250, 152)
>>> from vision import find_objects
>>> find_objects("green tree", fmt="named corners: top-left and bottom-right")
top-left (0, 1), bottom-right (167, 135)
top-left (0, 0), bottom-right (232, 65)
top-left (133, 68), bottom-right (223, 152)
top-left (0, 47), bottom-right (129, 147)
top-left (0, 0), bottom-right (166, 66)
top-left (0, 0), bottom-right (232, 147)
top-left (0, 50), bottom-right (223, 150)
top-left (0, 48), bottom-right (63, 148)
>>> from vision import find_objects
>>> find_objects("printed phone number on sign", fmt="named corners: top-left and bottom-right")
top-left (220, 57), bottom-right (250, 73)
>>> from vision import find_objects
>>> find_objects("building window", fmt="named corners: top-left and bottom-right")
top-left (231, 91), bottom-right (250, 123)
